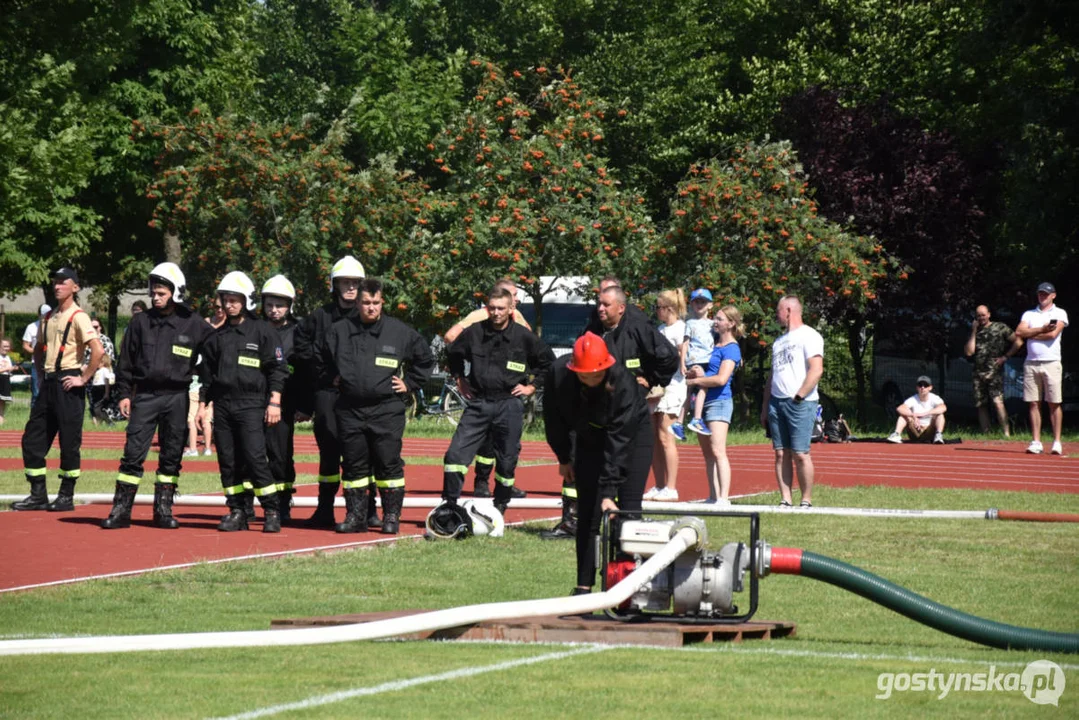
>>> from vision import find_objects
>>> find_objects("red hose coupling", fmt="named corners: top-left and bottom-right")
top-left (769, 547), bottom-right (804, 575)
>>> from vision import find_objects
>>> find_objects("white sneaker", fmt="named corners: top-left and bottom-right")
top-left (182, 449), bottom-right (198, 458)
top-left (642, 486), bottom-right (660, 500)
top-left (1051, 441), bottom-right (1063, 456)
top-left (887, 432), bottom-right (902, 444)
top-left (655, 487), bottom-right (679, 502)
top-left (933, 432), bottom-right (944, 444)
top-left (203, 448), bottom-right (213, 456)
top-left (1027, 441), bottom-right (1043, 454)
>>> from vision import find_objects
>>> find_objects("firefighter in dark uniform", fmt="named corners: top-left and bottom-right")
top-left (544, 332), bottom-right (653, 594)
top-left (543, 279), bottom-right (677, 539)
top-left (293, 255), bottom-right (366, 528)
top-left (196, 271), bottom-right (288, 533)
top-left (441, 285), bottom-right (554, 515)
top-left (102, 263), bottom-right (212, 529)
top-left (320, 278), bottom-right (434, 534)
top-left (15, 267), bottom-right (104, 512)
top-left (258, 275), bottom-right (301, 525)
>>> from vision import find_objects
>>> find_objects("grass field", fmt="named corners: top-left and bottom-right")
top-left (1, 485), bottom-right (1077, 718)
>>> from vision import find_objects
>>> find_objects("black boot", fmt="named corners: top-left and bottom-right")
top-left (541, 498), bottom-right (577, 540)
top-left (102, 482), bottom-right (138, 529)
top-left (365, 485), bottom-right (381, 529)
top-left (153, 482), bottom-right (180, 529)
top-left (260, 493), bottom-right (281, 534)
top-left (335, 487), bottom-right (368, 534)
top-left (279, 488), bottom-right (294, 526)
top-left (217, 496), bottom-right (249, 532)
top-left (243, 491), bottom-right (257, 521)
top-left (13, 478), bottom-right (48, 511)
top-left (47, 478), bottom-right (76, 512)
top-left (473, 477), bottom-right (491, 498)
top-left (304, 482), bottom-right (339, 529)
top-left (379, 486), bottom-right (404, 535)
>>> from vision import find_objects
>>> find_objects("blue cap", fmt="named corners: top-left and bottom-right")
top-left (690, 288), bottom-right (713, 302)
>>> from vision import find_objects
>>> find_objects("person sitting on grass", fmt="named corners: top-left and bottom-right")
top-left (888, 376), bottom-right (947, 444)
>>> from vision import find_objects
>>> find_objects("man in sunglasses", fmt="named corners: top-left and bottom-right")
top-left (887, 375), bottom-right (947, 444)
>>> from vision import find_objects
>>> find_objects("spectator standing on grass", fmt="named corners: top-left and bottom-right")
top-left (22, 304), bottom-right (50, 408)
top-left (88, 354), bottom-right (115, 425)
top-left (760, 295), bottom-right (823, 508)
top-left (1015, 282), bottom-right (1068, 455)
top-left (442, 277), bottom-right (533, 500)
top-left (440, 285), bottom-right (553, 519)
top-left (15, 267), bottom-right (103, 512)
top-left (102, 263), bottom-right (212, 530)
top-left (200, 297), bottom-right (226, 456)
top-left (0, 338), bottom-right (13, 425)
top-left (644, 289), bottom-right (687, 501)
top-left (197, 271), bottom-right (287, 533)
top-left (965, 305), bottom-right (1022, 437)
top-left (887, 376), bottom-right (947, 444)
top-left (682, 288), bottom-right (715, 437)
top-left (293, 255), bottom-right (365, 528)
top-left (318, 278), bottom-right (435, 535)
top-left (686, 305), bottom-right (744, 505)
top-left (544, 333), bottom-right (652, 595)
top-left (131, 300), bottom-right (147, 315)
top-left (85, 316), bottom-right (115, 365)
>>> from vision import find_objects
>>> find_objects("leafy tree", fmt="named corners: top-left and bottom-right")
top-left (420, 61), bottom-right (657, 332)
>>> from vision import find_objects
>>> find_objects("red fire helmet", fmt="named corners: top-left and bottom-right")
top-left (567, 331), bottom-right (616, 373)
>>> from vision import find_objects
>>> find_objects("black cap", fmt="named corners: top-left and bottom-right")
top-left (53, 267), bottom-right (80, 284)
top-left (1036, 282), bottom-right (1056, 294)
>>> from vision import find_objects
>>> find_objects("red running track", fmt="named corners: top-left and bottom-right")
top-left (1, 432), bottom-right (1076, 592)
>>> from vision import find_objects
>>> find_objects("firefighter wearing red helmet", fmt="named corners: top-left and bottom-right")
top-left (543, 331), bottom-right (654, 595)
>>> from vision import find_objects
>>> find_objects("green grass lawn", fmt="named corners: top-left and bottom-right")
top-left (0, 486), bottom-right (1076, 717)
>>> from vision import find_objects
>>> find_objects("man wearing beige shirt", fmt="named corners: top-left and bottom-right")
top-left (15, 267), bottom-right (104, 512)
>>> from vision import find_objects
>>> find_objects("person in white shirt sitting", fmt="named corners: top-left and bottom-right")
top-left (888, 375), bottom-right (947, 444)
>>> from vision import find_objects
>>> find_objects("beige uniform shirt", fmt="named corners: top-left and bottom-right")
top-left (41, 304), bottom-right (97, 372)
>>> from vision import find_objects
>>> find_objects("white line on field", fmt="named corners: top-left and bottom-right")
top-left (209, 645), bottom-right (610, 720)
top-left (440, 638), bottom-right (1079, 670)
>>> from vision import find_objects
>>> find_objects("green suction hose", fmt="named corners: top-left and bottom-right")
top-left (767, 547), bottom-right (1079, 654)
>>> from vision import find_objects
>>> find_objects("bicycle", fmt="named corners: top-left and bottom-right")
top-left (404, 373), bottom-right (467, 426)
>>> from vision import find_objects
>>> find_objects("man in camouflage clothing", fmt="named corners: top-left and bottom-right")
top-left (964, 305), bottom-right (1022, 436)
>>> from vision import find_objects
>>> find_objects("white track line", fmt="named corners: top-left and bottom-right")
top-left (209, 645), bottom-right (610, 720)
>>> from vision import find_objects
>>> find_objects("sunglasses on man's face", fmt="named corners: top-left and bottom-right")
top-left (917, 382), bottom-right (930, 388)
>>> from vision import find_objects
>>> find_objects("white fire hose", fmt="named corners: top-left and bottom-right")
top-left (0, 523), bottom-right (704, 656)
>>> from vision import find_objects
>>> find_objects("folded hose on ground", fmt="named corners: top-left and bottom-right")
top-left (767, 547), bottom-right (1079, 654)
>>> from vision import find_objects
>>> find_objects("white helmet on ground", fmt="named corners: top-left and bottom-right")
top-left (261, 274), bottom-right (296, 302)
top-left (461, 499), bottom-right (505, 538)
top-left (149, 262), bottom-right (187, 303)
top-left (425, 501), bottom-right (472, 539)
top-left (330, 255), bottom-right (365, 285)
top-left (216, 271), bottom-right (257, 311)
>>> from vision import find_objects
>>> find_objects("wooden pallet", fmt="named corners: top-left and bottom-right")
top-left (272, 610), bottom-right (796, 648)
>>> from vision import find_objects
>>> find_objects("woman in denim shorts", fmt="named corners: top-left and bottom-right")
top-left (685, 305), bottom-right (744, 504)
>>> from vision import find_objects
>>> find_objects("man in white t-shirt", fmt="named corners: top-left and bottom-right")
top-left (21, 304), bottom-right (51, 408)
top-left (760, 295), bottom-right (824, 508)
top-left (1015, 282), bottom-right (1068, 455)
top-left (887, 376), bottom-right (947, 444)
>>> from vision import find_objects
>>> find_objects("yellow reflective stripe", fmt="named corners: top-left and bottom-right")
top-left (223, 484), bottom-right (246, 496)
top-left (376, 477), bottom-right (405, 489)
top-left (156, 475), bottom-right (177, 485)
top-left (342, 476), bottom-right (372, 489)
top-left (116, 473), bottom-right (141, 486)
top-left (474, 455), bottom-right (495, 466)
top-left (276, 482), bottom-right (295, 493)
top-left (242, 481), bottom-right (254, 491)
top-left (495, 474), bottom-right (515, 487)
top-left (317, 475), bottom-right (340, 484)
top-left (58, 469), bottom-right (81, 479)
top-left (252, 486), bottom-right (278, 497)
top-left (562, 486), bottom-right (578, 499)
top-left (25, 467), bottom-right (47, 477)
top-left (443, 464), bottom-right (468, 474)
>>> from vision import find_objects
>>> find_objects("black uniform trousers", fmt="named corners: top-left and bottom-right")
top-left (117, 391), bottom-right (188, 485)
top-left (313, 389), bottom-right (342, 483)
top-left (443, 397), bottom-right (524, 503)
top-left (336, 400), bottom-right (407, 491)
top-left (22, 372), bottom-right (84, 482)
top-left (213, 400), bottom-right (277, 504)
top-left (265, 412), bottom-right (296, 491)
top-left (575, 421), bottom-right (653, 588)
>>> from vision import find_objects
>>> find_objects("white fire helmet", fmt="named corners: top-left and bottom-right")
top-left (424, 499), bottom-right (504, 539)
top-left (216, 271), bottom-right (257, 311)
top-left (261, 274), bottom-right (296, 302)
top-left (330, 255), bottom-right (365, 286)
top-left (463, 499), bottom-right (505, 538)
top-left (148, 262), bottom-right (187, 303)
